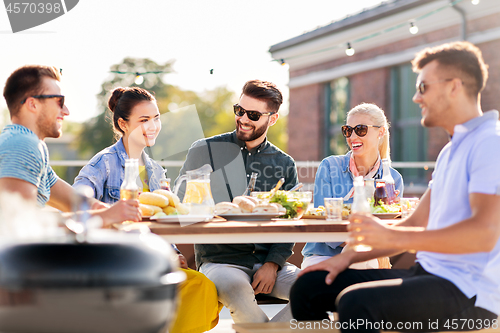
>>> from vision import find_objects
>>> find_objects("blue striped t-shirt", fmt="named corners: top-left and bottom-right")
top-left (0, 124), bottom-right (58, 206)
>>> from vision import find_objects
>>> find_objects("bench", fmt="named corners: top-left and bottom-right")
top-left (233, 322), bottom-right (337, 333)
top-left (233, 322), bottom-right (500, 333)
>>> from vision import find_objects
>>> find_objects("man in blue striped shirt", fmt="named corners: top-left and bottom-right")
top-left (0, 65), bottom-right (141, 225)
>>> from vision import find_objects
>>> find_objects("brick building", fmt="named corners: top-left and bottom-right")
top-left (270, 0), bottom-right (500, 193)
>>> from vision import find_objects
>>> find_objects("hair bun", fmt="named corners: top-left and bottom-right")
top-left (108, 87), bottom-right (126, 112)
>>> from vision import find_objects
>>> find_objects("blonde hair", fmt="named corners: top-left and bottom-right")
top-left (346, 103), bottom-right (391, 160)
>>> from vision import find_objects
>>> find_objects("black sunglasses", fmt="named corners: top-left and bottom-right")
top-left (233, 104), bottom-right (274, 121)
top-left (21, 94), bottom-right (65, 108)
top-left (341, 124), bottom-right (381, 138)
top-left (416, 79), bottom-right (454, 95)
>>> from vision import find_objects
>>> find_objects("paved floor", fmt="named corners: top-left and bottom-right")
top-left (208, 305), bottom-right (287, 333)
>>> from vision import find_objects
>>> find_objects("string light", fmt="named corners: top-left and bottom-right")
top-left (409, 21), bottom-right (419, 35)
top-left (471, 0), bottom-right (479, 4)
top-left (134, 74), bottom-right (144, 85)
top-left (345, 43), bottom-right (355, 56)
top-left (109, 70), bottom-right (168, 85)
top-left (271, 0), bottom-right (468, 63)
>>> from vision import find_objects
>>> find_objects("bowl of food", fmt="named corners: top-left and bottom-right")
top-left (251, 190), bottom-right (312, 219)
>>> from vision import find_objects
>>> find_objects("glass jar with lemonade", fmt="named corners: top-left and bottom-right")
top-left (173, 164), bottom-right (215, 216)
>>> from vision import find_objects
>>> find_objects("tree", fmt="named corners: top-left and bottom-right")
top-left (78, 58), bottom-right (174, 157)
top-left (77, 57), bottom-right (287, 164)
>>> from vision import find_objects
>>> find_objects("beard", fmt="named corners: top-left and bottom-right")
top-left (37, 113), bottom-right (61, 139)
top-left (236, 119), bottom-right (269, 142)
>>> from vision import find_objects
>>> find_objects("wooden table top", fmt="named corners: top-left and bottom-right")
top-left (117, 218), bottom-right (349, 244)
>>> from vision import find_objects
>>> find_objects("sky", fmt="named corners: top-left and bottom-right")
top-left (0, 0), bottom-right (384, 123)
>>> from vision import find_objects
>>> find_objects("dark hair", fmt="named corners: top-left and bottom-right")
top-left (3, 65), bottom-right (61, 117)
top-left (108, 87), bottom-right (156, 138)
top-left (412, 41), bottom-right (488, 98)
top-left (241, 80), bottom-right (283, 113)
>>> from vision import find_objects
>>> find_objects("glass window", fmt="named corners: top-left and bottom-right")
top-left (325, 77), bottom-right (349, 157)
top-left (391, 63), bottom-right (428, 185)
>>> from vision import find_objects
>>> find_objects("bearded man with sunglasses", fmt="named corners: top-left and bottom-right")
top-left (0, 65), bottom-right (142, 225)
top-left (291, 41), bottom-right (500, 332)
top-left (176, 79), bottom-right (300, 323)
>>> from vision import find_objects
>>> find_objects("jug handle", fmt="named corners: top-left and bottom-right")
top-left (172, 175), bottom-right (187, 196)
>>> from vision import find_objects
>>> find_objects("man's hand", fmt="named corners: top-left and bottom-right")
top-left (178, 254), bottom-right (189, 269)
top-left (298, 252), bottom-right (352, 285)
top-left (94, 199), bottom-right (141, 227)
top-left (251, 262), bottom-right (279, 295)
top-left (347, 213), bottom-right (399, 250)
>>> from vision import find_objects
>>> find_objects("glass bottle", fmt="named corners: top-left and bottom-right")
top-left (159, 169), bottom-right (171, 191)
top-left (351, 176), bottom-right (372, 252)
top-left (373, 159), bottom-right (396, 205)
top-left (120, 159), bottom-right (139, 200)
top-left (242, 172), bottom-right (258, 196)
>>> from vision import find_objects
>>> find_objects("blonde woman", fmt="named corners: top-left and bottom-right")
top-left (302, 103), bottom-right (403, 269)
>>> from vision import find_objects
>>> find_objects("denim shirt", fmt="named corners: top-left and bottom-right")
top-left (302, 151), bottom-right (404, 259)
top-left (73, 138), bottom-right (164, 204)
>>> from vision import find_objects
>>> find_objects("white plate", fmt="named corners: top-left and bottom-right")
top-left (373, 213), bottom-right (401, 219)
top-left (217, 213), bottom-right (285, 221)
top-left (150, 215), bottom-right (213, 223)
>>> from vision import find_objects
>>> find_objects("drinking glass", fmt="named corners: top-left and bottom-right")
top-left (324, 198), bottom-right (343, 222)
top-left (401, 198), bottom-right (419, 218)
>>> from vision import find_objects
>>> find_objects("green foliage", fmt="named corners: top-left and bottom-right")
top-left (77, 57), bottom-right (288, 164)
top-left (78, 58), bottom-right (174, 157)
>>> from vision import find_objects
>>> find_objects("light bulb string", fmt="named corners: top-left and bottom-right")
top-left (273, 0), bottom-right (465, 63)
top-left (109, 71), bottom-right (168, 75)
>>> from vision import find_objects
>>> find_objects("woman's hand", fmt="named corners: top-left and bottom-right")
top-left (178, 254), bottom-right (189, 269)
top-left (96, 199), bottom-right (142, 227)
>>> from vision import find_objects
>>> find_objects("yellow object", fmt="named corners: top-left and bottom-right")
top-left (139, 203), bottom-right (162, 217)
top-left (169, 268), bottom-right (222, 333)
top-left (183, 180), bottom-right (211, 204)
top-left (176, 203), bottom-right (190, 215)
top-left (154, 189), bottom-right (181, 207)
top-left (138, 165), bottom-right (149, 192)
top-left (139, 192), bottom-right (169, 208)
top-left (163, 206), bottom-right (178, 215)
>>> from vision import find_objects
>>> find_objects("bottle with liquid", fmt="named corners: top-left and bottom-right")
top-left (120, 159), bottom-right (139, 200)
top-left (364, 179), bottom-right (375, 202)
top-left (242, 172), bottom-right (258, 196)
top-left (159, 169), bottom-right (171, 191)
top-left (374, 159), bottom-right (397, 205)
top-left (351, 176), bottom-right (372, 252)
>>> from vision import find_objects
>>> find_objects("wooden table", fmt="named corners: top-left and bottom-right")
top-left (118, 218), bottom-right (348, 244)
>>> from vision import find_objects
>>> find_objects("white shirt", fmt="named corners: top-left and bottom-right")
top-left (417, 110), bottom-right (500, 314)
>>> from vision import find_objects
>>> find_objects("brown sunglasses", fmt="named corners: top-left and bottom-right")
top-left (341, 124), bottom-right (381, 138)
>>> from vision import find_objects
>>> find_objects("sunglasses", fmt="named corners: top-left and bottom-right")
top-left (21, 94), bottom-right (65, 108)
top-left (233, 104), bottom-right (274, 122)
top-left (341, 124), bottom-right (381, 138)
top-left (416, 79), bottom-right (454, 95)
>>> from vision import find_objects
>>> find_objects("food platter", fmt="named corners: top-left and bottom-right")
top-left (150, 215), bottom-right (213, 223)
top-left (217, 213), bottom-right (285, 221)
top-left (302, 213), bottom-right (400, 220)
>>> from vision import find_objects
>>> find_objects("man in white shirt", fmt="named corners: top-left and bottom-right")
top-left (290, 41), bottom-right (500, 332)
